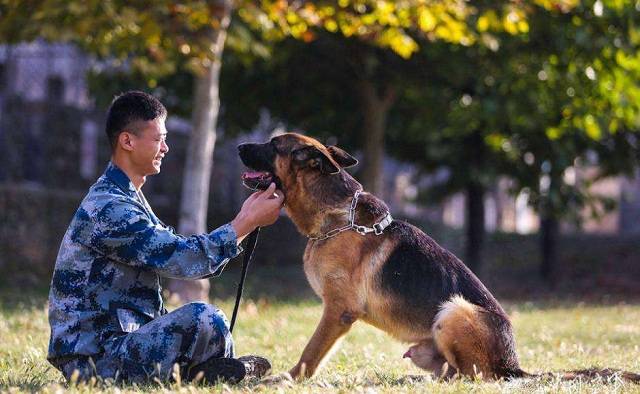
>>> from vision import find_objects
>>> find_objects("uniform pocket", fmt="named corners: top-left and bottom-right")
top-left (116, 309), bottom-right (151, 333)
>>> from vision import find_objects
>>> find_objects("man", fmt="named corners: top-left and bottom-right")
top-left (47, 91), bottom-right (283, 384)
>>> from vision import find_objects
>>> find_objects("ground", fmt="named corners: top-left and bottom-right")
top-left (1, 270), bottom-right (639, 394)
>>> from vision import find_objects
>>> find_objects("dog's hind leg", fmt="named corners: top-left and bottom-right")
top-left (404, 339), bottom-right (457, 379)
top-left (289, 305), bottom-right (360, 379)
top-left (432, 295), bottom-right (494, 379)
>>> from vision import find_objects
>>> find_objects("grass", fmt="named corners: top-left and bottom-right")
top-left (1, 271), bottom-right (640, 393)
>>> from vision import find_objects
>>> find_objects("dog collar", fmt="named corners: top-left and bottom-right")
top-left (308, 189), bottom-right (393, 242)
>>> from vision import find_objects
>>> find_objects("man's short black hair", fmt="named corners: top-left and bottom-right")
top-left (105, 91), bottom-right (167, 151)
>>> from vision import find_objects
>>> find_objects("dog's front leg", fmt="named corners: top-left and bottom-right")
top-left (289, 304), bottom-right (359, 379)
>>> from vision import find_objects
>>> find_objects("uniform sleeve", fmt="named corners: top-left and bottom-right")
top-left (88, 199), bottom-right (242, 279)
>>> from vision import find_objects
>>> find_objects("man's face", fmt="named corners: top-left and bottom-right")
top-left (129, 118), bottom-right (169, 176)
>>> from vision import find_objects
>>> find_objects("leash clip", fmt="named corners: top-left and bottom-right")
top-left (354, 225), bottom-right (369, 235)
top-left (307, 190), bottom-right (393, 241)
top-left (372, 213), bottom-right (393, 235)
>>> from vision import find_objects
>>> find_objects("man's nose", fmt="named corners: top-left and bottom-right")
top-left (161, 140), bottom-right (169, 153)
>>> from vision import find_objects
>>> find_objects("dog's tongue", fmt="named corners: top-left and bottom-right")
top-left (242, 171), bottom-right (270, 180)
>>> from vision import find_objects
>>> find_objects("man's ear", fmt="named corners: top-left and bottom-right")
top-left (118, 131), bottom-right (135, 152)
top-left (292, 146), bottom-right (341, 174)
top-left (326, 145), bottom-right (358, 168)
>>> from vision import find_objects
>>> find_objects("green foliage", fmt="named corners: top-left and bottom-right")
top-left (388, 1), bottom-right (640, 223)
top-left (2, 0), bottom-right (637, 226)
top-left (0, 0), bottom-right (242, 78)
top-left (499, 0), bottom-right (640, 220)
top-left (238, 1), bottom-right (576, 58)
top-left (86, 67), bottom-right (195, 117)
top-left (219, 34), bottom-right (394, 145)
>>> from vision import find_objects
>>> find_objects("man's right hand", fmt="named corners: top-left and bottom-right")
top-left (231, 183), bottom-right (284, 240)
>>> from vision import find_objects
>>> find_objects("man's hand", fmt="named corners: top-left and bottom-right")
top-left (231, 183), bottom-right (284, 240)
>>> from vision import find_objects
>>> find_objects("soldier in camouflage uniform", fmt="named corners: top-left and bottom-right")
top-left (47, 91), bottom-right (283, 384)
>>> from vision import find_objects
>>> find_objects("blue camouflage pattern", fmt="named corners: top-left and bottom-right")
top-left (47, 162), bottom-right (241, 381)
top-left (59, 302), bottom-right (233, 382)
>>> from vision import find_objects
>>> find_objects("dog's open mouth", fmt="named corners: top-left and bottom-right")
top-left (241, 171), bottom-right (274, 191)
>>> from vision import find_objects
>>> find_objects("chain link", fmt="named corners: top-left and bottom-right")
top-left (308, 189), bottom-right (392, 242)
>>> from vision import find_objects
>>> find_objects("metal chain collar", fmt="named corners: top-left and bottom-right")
top-left (308, 189), bottom-right (393, 242)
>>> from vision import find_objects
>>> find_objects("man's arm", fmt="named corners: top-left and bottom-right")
top-left (90, 201), bottom-right (239, 279)
top-left (89, 183), bottom-right (283, 279)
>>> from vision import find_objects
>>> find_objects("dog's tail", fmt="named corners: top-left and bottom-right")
top-left (432, 295), bottom-right (496, 378)
top-left (433, 295), bottom-right (640, 383)
top-left (508, 368), bottom-right (640, 383)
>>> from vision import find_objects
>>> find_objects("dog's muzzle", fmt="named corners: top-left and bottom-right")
top-left (238, 143), bottom-right (280, 191)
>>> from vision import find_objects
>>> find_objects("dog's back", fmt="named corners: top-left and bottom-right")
top-left (372, 215), bottom-right (521, 378)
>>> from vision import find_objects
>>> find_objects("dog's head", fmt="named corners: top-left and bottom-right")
top-left (238, 133), bottom-right (358, 193)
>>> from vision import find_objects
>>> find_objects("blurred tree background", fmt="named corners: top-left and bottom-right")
top-left (0, 0), bottom-right (638, 299)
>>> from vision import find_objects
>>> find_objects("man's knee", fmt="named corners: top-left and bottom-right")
top-left (179, 302), bottom-right (228, 330)
top-left (180, 302), bottom-right (231, 341)
top-left (180, 302), bottom-right (233, 358)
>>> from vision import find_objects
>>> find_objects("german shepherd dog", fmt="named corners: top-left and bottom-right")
top-left (238, 133), bottom-right (640, 382)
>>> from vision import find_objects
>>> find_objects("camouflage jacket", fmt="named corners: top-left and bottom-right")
top-left (47, 162), bottom-right (241, 363)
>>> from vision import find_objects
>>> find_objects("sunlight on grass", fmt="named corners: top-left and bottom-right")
top-left (1, 294), bottom-right (639, 393)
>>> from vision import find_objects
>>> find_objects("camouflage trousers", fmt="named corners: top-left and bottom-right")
top-left (57, 302), bottom-right (234, 383)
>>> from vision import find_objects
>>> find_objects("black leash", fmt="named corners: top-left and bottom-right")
top-left (229, 227), bottom-right (260, 333)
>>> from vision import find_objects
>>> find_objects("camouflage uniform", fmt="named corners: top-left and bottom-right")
top-left (47, 162), bottom-right (242, 382)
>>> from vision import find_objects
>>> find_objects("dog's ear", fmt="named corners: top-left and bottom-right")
top-left (292, 145), bottom-right (341, 174)
top-left (327, 145), bottom-right (358, 168)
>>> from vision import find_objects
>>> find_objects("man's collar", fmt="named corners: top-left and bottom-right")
top-left (105, 161), bottom-right (137, 197)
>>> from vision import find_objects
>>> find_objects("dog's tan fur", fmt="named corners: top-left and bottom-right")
top-left (241, 133), bottom-right (505, 379)
top-left (433, 296), bottom-right (493, 377)
top-left (238, 133), bottom-right (640, 383)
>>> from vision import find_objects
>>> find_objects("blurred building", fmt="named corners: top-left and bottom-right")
top-left (0, 41), bottom-right (92, 108)
top-left (0, 41), bottom-right (258, 222)
top-left (398, 169), bottom-right (640, 235)
top-left (0, 41), bottom-right (101, 186)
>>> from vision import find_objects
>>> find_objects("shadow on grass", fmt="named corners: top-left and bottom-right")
top-left (0, 282), bottom-right (49, 313)
top-left (205, 263), bottom-right (317, 302)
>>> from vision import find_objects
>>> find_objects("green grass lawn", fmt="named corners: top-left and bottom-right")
top-left (1, 285), bottom-right (639, 394)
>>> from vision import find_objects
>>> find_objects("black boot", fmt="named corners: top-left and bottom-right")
top-left (237, 355), bottom-right (271, 379)
top-left (187, 355), bottom-right (271, 384)
top-left (187, 357), bottom-right (246, 384)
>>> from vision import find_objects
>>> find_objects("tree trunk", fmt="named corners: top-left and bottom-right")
top-left (166, 2), bottom-right (231, 303)
top-left (357, 79), bottom-right (395, 197)
top-left (465, 181), bottom-right (485, 274)
top-left (539, 213), bottom-right (558, 281)
top-left (463, 130), bottom-right (486, 274)
top-left (539, 171), bottom-right (560, 282)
